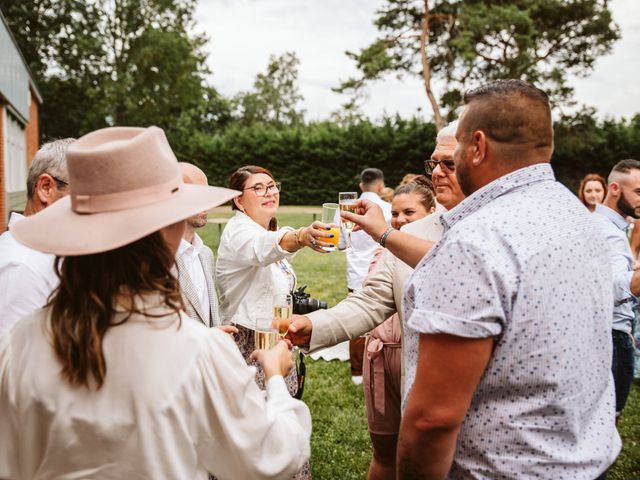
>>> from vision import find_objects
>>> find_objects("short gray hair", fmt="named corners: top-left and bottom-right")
top-left (437, 121), bottom-right (458, 143)
top-left (26, 138), bottom-right (75, 197)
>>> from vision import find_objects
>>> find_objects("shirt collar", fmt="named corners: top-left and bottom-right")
top-left (360, 191), bottom-right (381, 201)
top-left (8, 212), bottom-right (25, 229)
top-left (595, 203), bottom-right (630, 231)
top-left (178, 238), bottom-right (195, 257)
top-left (441, 163), bottom-right (555, 231)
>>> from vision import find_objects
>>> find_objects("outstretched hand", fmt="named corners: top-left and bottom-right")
top-left (286, 314), bottom-right (312, 347)
top-left (341, 199), bottom-right (389, 242)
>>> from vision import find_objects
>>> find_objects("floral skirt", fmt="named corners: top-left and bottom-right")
top-left (233, 324), bottom-right (312, 480)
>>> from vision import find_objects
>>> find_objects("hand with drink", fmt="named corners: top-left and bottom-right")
top-left (299, 220), bottom-right (337, 253)
top-left (340, 199), bottom-right (390, 243)
top-left (250, 341), bottom-right (294, 380)
top-left (286, 315), bottom-right (313, 347)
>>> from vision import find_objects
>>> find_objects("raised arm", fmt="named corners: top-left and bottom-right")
top-left (288, 248), bottom-right (398, 350)
top-left (341, 200), bottom-right (433, 268)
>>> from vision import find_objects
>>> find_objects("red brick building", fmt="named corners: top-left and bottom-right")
top-left (0, 10), bottom-right (42, 232)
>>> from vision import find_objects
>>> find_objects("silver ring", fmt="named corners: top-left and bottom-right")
top-left (311, 238), bottom-right (318, 247)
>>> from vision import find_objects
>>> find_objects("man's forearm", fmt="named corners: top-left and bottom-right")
top-left (381, 230), bottom-right (433, 269)
top-left (397, 420), bottom-right (459, 479)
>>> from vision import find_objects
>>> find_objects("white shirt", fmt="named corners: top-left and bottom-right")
top-left (404, 164), bottom-right (619, 478)
top-left (178, 233), bottom-right (211, 325)
top-left (346, 191), bottom-right (391, 290)
top-left (216, 211), bottom-right (296, 329)
top-left (0, 213), bottom-right (58, 338)
top-left (0, 294), bottom-right (311, 480)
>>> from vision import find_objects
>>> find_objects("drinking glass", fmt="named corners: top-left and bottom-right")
top-left (339, 192), bottom-right (357, 248)
top-left (254, 317), bottom-right (279, 350)
top-left (321, 203), bottom-right (340, 251)
top-left (273, 293), bottom-right (293, 339)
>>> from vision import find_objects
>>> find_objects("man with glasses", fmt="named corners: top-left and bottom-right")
top-left (0, 138), bottom-right (75, 337)
top-left (592, 159), bottom-right (640, 426)
top-left (288, 122), bottom-right (465, 477)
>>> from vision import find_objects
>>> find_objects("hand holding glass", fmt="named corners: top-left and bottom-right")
top-left (339, 192), bottom-right (358, 232)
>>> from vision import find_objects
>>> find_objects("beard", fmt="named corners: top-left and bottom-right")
top-left (617, 190), bottom-right (640, 219)
top-left (455, 149), bottom-right (475, 197)
top-left (188, 212), bottom-right (208, 229)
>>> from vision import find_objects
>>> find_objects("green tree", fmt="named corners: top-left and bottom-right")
top-left (336, 0), bottom-right (619, 129)
top-left (233, 52), bottom-right (305, 126)
top-left (0, 0), bottom-right (228, 147)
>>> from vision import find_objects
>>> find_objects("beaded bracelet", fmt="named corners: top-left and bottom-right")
top-left (379, 227), bottom-right (395, 247)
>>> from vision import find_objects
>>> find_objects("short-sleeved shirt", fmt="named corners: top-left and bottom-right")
top-left (403, 164), bottom-right (620, 479)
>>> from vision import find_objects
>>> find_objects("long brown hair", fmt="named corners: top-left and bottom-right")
top-left (578, 173), bottom-right (607, 208)
top-left (229, 165), bottom-right (278, 231)
top-left (49, 232), bottom-right (184, 389)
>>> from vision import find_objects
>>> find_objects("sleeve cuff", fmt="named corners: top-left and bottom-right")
top-left (407, 308), bottom-right (502, 339)
top-left (266, 374), bottom-right (291, 401)
top-left (275, 227), bottom-right (297, 259)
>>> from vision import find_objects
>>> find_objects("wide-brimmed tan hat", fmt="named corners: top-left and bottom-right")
top-left (12, 126), bottom-right (239, 256)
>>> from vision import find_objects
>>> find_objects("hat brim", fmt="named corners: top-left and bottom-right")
top-left (12, 185), bottom-right (239, 256)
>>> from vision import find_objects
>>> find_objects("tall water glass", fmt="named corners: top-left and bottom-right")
top-left (321, 203), bottom-right (340, 251)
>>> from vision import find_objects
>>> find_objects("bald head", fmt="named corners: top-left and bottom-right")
top-left (179, 163), bottom-right (209, 238)
top-left (179, 162), bottom-right (208, 186)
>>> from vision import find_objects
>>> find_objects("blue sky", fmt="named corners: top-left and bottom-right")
top-left (196, 0), bottom-right (640, 121)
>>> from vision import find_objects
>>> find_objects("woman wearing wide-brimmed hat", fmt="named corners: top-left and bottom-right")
top-left (0, 127), bottom-right (311, 480)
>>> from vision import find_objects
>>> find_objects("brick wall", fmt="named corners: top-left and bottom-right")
top-left (25, 89), bottom-right (39, 169)
top-left (0, 104), bottom-right (5, 232)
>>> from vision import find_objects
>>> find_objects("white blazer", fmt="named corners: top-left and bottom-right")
top-left (216, 211), bottom-right (296, 329)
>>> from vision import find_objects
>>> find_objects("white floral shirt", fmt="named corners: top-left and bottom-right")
top-left (403, 163), bottom-right (620, 479)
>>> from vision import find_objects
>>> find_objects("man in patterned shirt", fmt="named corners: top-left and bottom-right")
top-left (591, 159), bottom-right (640, 421)
top-left (343, 80), bottom-right (620, 479)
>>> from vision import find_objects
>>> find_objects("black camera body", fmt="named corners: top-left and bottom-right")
top-left (292, 285), bottom-right (327, 315)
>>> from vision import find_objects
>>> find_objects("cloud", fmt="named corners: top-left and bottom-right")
top-left (195, 0), bottom-right (640, 121)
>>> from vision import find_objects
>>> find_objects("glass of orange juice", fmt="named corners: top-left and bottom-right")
top-left (321, 203), bottom-right (340, 251)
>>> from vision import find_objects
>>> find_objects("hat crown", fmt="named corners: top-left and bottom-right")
top-left (66, 127), bottom-right (182, 213)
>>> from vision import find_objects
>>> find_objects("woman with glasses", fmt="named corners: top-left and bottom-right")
top-left (216, 165), bottom-right (331, 480)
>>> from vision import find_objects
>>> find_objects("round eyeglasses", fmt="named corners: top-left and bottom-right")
top-left (243, 181), bottom-right (282, 197)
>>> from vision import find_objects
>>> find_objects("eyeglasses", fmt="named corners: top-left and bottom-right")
top-left (243, 181), bottom-right (281, 197)
top-left (47, 173), bottom-right (69, 187)
top-left (424, 158), bottom-right (455, 175)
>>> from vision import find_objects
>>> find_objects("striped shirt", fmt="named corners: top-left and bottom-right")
top-left (403, 163), bottom-right (620, 479)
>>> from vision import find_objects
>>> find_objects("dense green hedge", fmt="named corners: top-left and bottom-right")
top-left (184, 114), bottom-right (640, 205)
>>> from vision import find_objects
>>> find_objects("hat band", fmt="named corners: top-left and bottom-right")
top-left (71, 176), bottom-right (182, 214)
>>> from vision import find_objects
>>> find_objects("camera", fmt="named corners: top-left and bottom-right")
top-left (292, 285), bottom-right (327, 315)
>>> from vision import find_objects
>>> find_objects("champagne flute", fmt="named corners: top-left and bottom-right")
top-left (254, 317), bottom-right (279, 350)
top-left (339, 192), bottom-right (358, 248)
top-left (321, 203), bottom-right (340, 252)
top-left (273, 293), bottom-right (293, 339)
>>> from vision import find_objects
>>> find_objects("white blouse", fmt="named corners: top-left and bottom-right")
top-left (0, 294), bottom-right (311, 480)
top-left (216, 211), bottom-right (297, 329)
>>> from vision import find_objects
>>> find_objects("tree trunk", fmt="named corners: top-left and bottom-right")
top-left (421, 0), bottom-right (445, 131)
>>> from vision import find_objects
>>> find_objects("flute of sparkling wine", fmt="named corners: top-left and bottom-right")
top-left (273, 305), bottom-right (292, 337)
top-left (338, 192), bottom-right (358, 234)
top-left (255, 329), bottom-right (279, 350)
top-left (339, 202), bottom-right (357, 231)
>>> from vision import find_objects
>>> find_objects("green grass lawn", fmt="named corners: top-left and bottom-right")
top-left (202, 211), bottom-right (640, 479)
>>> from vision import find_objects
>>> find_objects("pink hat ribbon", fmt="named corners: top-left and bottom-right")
top-left (72, 176), bottom-right (182, 214)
